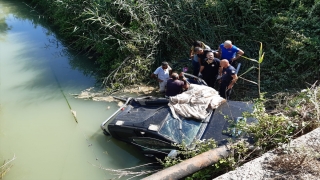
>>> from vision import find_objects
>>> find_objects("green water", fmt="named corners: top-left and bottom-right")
top-left (0, 1), bottom-right (148, 179)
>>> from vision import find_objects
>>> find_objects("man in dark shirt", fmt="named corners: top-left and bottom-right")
top-left (194, 47), bottom-right (212, 68)
top-left (166, 73), bottom-right (189, 97)
top-left (198, 51), bottom-right (220, 89)
top-left (219, 59), bottom-right (238, 99)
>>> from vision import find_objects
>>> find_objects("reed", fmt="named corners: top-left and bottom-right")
top-left (25, 0), bottom-right (320, 95)
top-left (0, 155), bottom-right (16, 179)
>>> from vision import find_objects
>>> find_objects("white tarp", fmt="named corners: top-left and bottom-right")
top-left (168, 84), bottom-right (226, 120)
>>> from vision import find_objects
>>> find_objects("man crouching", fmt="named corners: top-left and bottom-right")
top-left (166, 72), bottom-right (189, 97)
top-left (151, 62), bottom-right (172, 93)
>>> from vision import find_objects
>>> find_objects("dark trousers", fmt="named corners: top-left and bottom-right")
top-left (203, 74), bottom-right (217, 90)
top-left (219, 82), bottom-right (232, 100)
top-left (192, 60), bottom-right (200, 76)
top-left (230, 60), bottom-right (237, 68)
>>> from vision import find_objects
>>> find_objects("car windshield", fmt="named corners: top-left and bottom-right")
top-left (159, 113), bottom-right (204, 146)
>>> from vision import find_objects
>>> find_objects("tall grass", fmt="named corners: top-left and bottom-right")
top-left (25, 0), bottom-right (320, 95)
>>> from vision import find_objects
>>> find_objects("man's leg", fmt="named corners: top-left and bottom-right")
top-left (159, 81), bottom-right (166, 93)
top-left (211, 76), bottom-right (217, 90)
top-left (159, 80), bottom-right (168, 93)
top-left (219, 83), bottom-right (228, 99)
top-left (205, 76), bottom-right (215, 89)
top-left (225, 88), bottom-right (232, 100)
top-left (192, 55), bottom-right (200, 76)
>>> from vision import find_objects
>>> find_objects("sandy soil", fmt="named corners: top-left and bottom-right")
top-left (72, 85), bottom-right (161, 106)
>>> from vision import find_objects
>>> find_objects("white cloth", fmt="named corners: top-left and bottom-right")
top-left (168, 84), bottom-right (226, 121)
top-left (153, 66), bottom-right (171, 81)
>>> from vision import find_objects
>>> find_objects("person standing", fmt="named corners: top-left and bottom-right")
top-left (189, 41), bottom-right (210, 76)
top-left (219, 59), bottom-right (238, 99)
top-left (151, 62), bottom-right (172, 93)
top-left (198, 51), bottom-right (220, 89)
top-left (194, 47), bottom-right (213, 67)
top-left (166, 72), bottom-right (189, 97)
top-left (217, 40), bottom-right (244, 66)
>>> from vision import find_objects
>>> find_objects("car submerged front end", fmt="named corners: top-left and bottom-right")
top-left (100, 96), bottom-right (209, 158)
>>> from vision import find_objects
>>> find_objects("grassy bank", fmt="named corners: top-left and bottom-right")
top-left (24, 0), bottom-right (320, 96)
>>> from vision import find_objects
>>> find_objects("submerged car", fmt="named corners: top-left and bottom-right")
top-left (100, 73), bottom-right (255, 158)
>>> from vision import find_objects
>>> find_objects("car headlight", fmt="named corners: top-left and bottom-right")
top-left (148, 124), bottom-right (159, 131)
top-left (115, 120), bottom-right (124, 126)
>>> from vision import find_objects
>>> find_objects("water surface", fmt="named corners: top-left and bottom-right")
top-left (0, 1), bottom-right (148, 179)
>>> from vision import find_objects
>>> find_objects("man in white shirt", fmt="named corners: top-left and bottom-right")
top-left (151, 62), bottom-right (172, 93)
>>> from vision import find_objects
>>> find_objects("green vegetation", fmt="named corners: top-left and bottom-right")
top-left (24, 0), bottom-right (320, 95)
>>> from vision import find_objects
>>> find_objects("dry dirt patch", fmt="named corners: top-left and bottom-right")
top-left (72, 85), bottom-right (161, 106)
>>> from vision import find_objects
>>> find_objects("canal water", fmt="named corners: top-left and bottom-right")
top-left (0, 1), bottom-right (149, 179)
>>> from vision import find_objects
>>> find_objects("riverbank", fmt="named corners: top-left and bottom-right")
top-left (73, 84), bottom-right (161, 105)
top-left (214, 127), bottom-right (320, 180)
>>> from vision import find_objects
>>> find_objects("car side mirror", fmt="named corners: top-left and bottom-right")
top-left (167, 150), bottom-right (178, 159)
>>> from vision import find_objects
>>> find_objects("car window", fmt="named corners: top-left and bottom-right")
top-left (159, 115), bottom-right (203, 146)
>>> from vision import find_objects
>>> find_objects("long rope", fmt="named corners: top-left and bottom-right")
top-left (51, 66), bottom-right (110, 177)
top-left (51, 67), bottom-right (78, 123)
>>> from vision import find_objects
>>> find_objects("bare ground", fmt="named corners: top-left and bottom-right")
top-left (72, 84), bottom-right (162, 106)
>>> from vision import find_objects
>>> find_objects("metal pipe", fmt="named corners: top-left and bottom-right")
top-left (236, 63), bottom-right (241, 74)
top-left (142, 145), bottom-right (232, 180)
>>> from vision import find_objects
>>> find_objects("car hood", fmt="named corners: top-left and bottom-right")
top-left (201, 101), bottom-right (255, 144)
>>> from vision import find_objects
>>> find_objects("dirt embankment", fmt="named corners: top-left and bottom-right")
top-left (72, 85), bottom-right (161, 106)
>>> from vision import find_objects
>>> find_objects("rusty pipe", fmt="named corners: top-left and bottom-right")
top-left (142, 145), bottom-right (232, 180)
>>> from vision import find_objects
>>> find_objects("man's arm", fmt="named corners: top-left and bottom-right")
top-left (199, 65), bottom-right (204, 76)
top-left (151, 73), bottom-right (161, 82)
top-left (168, 65), bottom-right (173, 75)
top-left (219, 66), bottom-right (223, 76)
top-left (151, 68), bottom-right (163, 82)
top-left (198, 56), bottom-right (202, 66)
top-left (217, 47), bottom-right (222, 59)
top-left (228, 74), bottom-right (238, 89)
top-left (231, 49), bottom-right (244, 62)
top-left (181, 78), bottom-right (189, 89)
top-left (190, 46), bottom-right (194, 59)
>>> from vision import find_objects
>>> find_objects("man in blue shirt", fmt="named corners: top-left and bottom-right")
top-left (219, 59), bottom-right (238, 100)
top-left (217, 40), bottom-right (244, 66)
